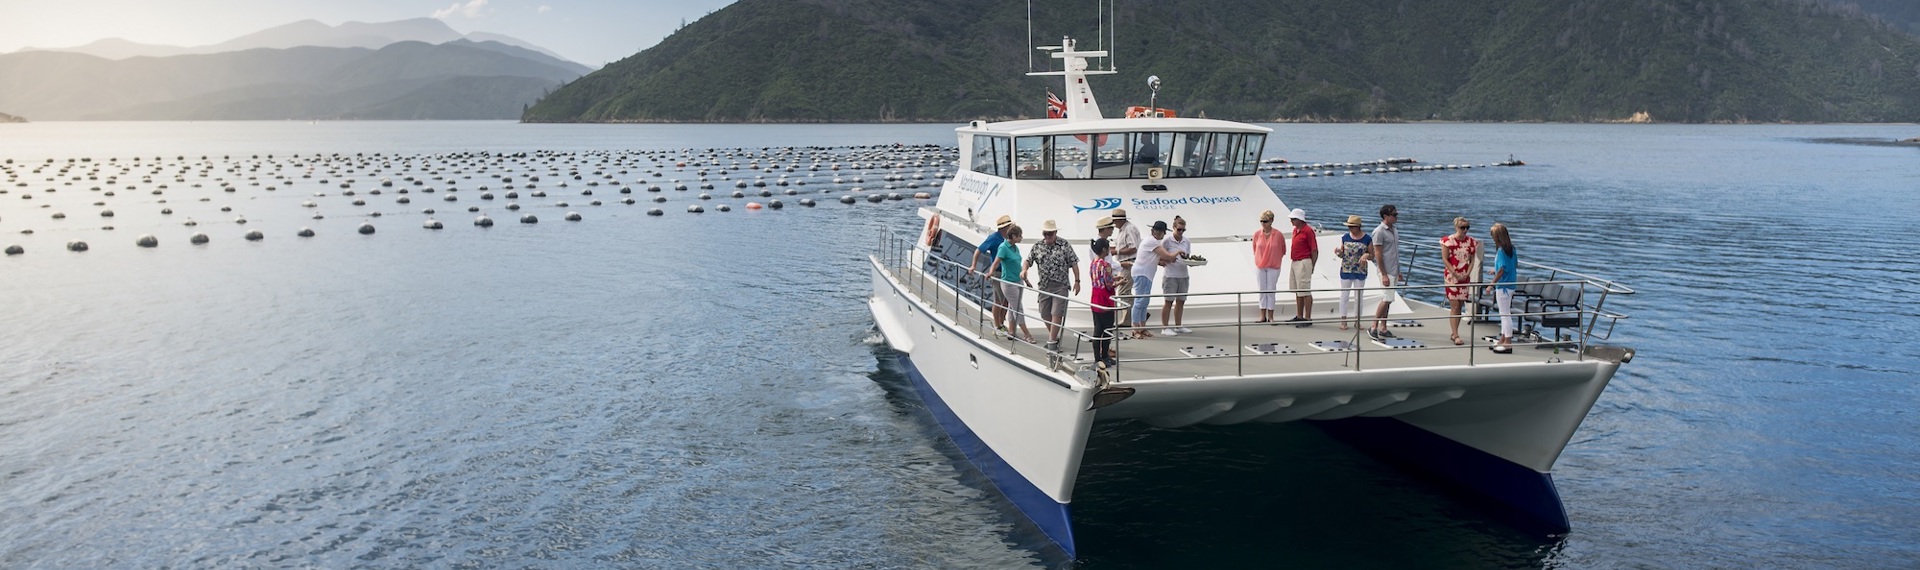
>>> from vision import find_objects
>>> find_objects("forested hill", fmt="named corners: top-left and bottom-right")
top-left (523, 0), bottom-right (1920, 123)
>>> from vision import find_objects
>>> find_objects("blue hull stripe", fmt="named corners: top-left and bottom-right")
top-left (1313, 417), bottom-right (1572, 533)
top-left (896, 354), bottom-right (1077, 558)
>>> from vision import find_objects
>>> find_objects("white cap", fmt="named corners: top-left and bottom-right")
top-left (1288, 208), bottom-right (1307, 221)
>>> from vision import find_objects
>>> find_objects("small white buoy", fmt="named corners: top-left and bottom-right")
top-left (358, 223), bottom-right (376, 235)
top-left (190, 232), bottom-right (209, 245)
top-left (244, 230), bottom-right (264, 241)
top-left (520, 214), bottom-right (538, 224)
top-left (4, 244), bottom-right (21, 255)
top-left (647, 208), bottom-right (664, 216)
top-left (135, 234), bottom-right (158, 248)
top-left (475, 215), bottom-right (494, 227)
top-left (297, 227), bottom-right (316, 237)
top-left (423, 218), bottom-right (444, 229)
top-left (687, 204), bottom-right (704, 213)
top-left (564, 211), bottom-right (582, 221)
top-left (67, 240), bottom-right (88, 252)
top-left (717, 204), bottom-right (732, 212)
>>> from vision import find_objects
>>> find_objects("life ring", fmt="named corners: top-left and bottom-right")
top-left (923, 214), bottom-right (942, 247)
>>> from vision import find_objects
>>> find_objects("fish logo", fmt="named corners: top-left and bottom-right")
top-left (1074, 197), bottom-right (1123, 213)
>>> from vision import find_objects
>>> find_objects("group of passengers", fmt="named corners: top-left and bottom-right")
top-left (967, 203), bottom-right (1523, 364)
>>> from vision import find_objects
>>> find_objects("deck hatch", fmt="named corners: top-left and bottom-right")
top-left (1371, 338), bottom-right (1425, 349)
top-left (1180, 346), bottom-right (1232, 358)
top-left (1245, 343), bottom-right (1297, 355)
top-left (1308, 340), bottom-right (1356, 352)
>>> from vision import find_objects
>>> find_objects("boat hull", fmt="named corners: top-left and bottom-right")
top-left (869, 259), bottom-right (1096, 557)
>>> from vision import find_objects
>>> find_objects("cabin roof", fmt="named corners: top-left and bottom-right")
top-left (958, 117), bottom-right (1273, 137)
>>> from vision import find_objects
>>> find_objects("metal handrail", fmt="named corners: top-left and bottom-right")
top-left (875, 229), bottom-right (1132, 387)
top-left (874, 228), bottom-right (1634, 383)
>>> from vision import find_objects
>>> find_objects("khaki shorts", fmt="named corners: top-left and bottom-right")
top-left (1288, 259), bottom-right (1314, 297)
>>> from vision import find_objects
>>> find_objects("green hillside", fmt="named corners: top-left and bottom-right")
top-left (525, 0), bottom-right (1920, 123)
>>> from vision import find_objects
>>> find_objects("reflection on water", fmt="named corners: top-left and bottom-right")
top-left (2, 122), bottom-right (1917, 568)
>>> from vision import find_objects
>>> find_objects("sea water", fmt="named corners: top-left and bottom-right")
top-left (1, 121), bottom-right (1916, 568)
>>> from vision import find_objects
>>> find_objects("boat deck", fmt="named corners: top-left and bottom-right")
top-left (893, 262), bottom-right (1585, 384)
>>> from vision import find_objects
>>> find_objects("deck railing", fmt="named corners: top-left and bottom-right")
top-left (873, 229), bottom-right (1634, 383)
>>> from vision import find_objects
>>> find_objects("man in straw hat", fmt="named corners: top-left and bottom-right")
top-left (1109, 208), bottom-right (1141, 333)
top-left (1023, 219), bottom-right (1080, 349)
top-left (972, 214), bottom-right (1016, 336)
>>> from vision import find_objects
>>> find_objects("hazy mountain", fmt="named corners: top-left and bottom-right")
top-left (22, 37), bottom-right (191, 60)
top-left (0, 111), bottom-right (24, 123)
top-left (13, 18), bottom-right (586, 70)
top-left (1821, 0), bottom-right (1920, 35)
top-left (524, 0), bottom-right (1920, 123)
top-left (0, 41), bottom-right (584, 120)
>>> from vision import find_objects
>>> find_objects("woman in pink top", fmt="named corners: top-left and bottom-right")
top-left (1440, 216), bottom-right (1481, 345)
top-left (1251, 209), bottom-right (1287, 323)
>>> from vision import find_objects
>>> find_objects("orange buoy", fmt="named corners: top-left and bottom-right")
top-left (923, 214), bottom-right (942, 246)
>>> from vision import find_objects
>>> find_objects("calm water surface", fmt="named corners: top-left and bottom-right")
top-left (1, 121), bottom-right (1917, 568)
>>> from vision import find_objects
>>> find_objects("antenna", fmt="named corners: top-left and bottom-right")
top-left (1027, 0), bottom-right (1034, 73)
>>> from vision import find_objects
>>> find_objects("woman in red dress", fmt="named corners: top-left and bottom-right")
top-left (1440, 217), bottom-right (1480, 345)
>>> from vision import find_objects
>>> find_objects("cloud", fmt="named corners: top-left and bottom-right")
top-left (432, 0), bottom-right (490, 19)
top-left (537, 5), bottom-right (552, 14)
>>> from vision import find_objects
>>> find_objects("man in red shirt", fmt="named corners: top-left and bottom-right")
top-left (1287, 208), bottom-right (1318, 326)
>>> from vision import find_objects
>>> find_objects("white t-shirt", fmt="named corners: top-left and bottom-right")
top-left (1132, 235), bottom-right (1164, 279)
top-left (1161, 235), bottom-right (1192, 278)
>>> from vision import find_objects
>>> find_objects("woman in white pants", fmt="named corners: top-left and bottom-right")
top-left (1485, 223), bottom-right (1519, 353)
top-left (1251, 210), bottom-right (1287, 322)
top-left (1334, 215), bottom-right (1375, 331)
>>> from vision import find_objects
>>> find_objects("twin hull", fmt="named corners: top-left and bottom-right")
top-left (868, 257), bottom-right (1620, 557)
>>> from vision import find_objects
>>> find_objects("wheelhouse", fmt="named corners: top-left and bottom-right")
top-left (961, 119), bottom-right (1270, 181)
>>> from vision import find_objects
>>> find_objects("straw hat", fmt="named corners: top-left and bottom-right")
top-left (1111, 208), bottom-right (1128, 219)
top-left (1095, 216), bottom-right (1114, 230)
top-left (1344, 215), bottom-right (1364, 227)
top-left (1041, 219), bottom-right (1059, 232)
top-left (995, 214), bottom-right (1013, 229)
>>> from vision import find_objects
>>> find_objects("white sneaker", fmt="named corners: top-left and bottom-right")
top-left (1176, 327), bottom-right (1194, 334)
top-left (1161, 328), bottom-right (1181, 336)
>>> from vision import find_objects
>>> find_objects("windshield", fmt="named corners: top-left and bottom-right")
top-left (1012, 132), bottom-right (1265, 180)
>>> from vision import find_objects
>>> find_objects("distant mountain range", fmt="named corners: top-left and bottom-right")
top-left (524, 0), bottom-right (1920, 123)
top-left (0, 111), bottom-right (23, 123)
top-left (12, 18), bottom-right (577, 65)
top-left (0, 19), bottom-right (590, 121)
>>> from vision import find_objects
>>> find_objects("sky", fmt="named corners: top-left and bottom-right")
top-left (0, 0), bottom-right (738, 66)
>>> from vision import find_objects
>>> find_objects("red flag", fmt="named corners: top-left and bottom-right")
top-left (1046, 91), bottom-right (1067, 119)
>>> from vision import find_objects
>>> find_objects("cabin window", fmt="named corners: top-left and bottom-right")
top-left (1015, 136), bottom-right (1049, 179)
top-left (971, 134), bottom-right (1011, 178)
top-left (1233, 134), bottom-right (1266, 175)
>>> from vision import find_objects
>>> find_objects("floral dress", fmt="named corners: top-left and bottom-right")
top-left (1441, 233), bottom-right (1480, 301)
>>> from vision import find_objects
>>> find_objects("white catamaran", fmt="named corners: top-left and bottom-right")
top-left (867, 36), bottom-right (1634, 558)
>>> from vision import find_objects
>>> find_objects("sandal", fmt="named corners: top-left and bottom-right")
top-left (1451, 334), bottom-right (1464, 346)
